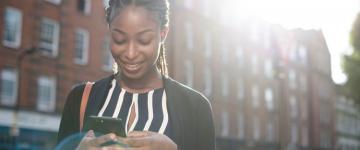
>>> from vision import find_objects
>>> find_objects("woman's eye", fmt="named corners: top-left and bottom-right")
top-left (138, 38), bottom-right (152, 45)
top-left (113, 38), bottom-right (126, 45)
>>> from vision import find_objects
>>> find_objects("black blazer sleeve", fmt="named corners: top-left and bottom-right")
top-left (196, 96), bottom-right (216, 150)
top-left (57, 84), bottom-right (85, 143)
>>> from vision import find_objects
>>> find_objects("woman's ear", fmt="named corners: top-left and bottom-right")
top-left (160, 27), bottom-right (169, 43)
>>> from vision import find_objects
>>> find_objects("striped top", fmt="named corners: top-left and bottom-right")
top-left (97, 79), bottom-right (171, 136)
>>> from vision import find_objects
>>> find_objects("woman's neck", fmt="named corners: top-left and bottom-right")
top-left (117, 69), bottom-right (163, 93)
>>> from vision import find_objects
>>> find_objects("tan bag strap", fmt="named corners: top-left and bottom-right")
top-left (80, 82), bottom-right (94, 131)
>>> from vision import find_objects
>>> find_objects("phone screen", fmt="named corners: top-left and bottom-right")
top-left (83, 115), bottom-right (126, 137)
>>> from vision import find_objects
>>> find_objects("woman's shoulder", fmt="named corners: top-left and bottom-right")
top-left (164, 76), bottom-right (210, 106)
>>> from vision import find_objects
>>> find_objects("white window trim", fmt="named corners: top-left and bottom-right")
top-left (184, 0), bottom-right (192, 9)
top-left (265, 87), bottom-right (274, 111)
top-left (84, 0), bottom-right (92, 15)
top-left (36, 76), bottom-right (56, 112)
top-left (221, 110), bottom-right (229, 137)
top-left (237, 78), bottom-right (244, 100)
top-left (238, 112), bottom-right (244, 139)
top-left (184, 21), bottom-right (193, 50)
top-left (2, 7), bottom-right (22, 49)
top-left (184, 60), bottom-right (193, 87)
top-left (39, 17), bottom-right (60, 57)
top-left (0, 69), bottom-right (18, 106)
top-left (204, 32), bottom-right (212, 59)
top-left (74, 28), bottom-right (89, 65)
top-left (253, 117), bottom-right (260, 141)
top-left (203, 66), bottom-right (212, 97)
top-left (252, 85), bottom-right (259, 108)
top-left (221, 73), bottom-right (229, 97)
top-left (46, 0), bottom-right (62, 5)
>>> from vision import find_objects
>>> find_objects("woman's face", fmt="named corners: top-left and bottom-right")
top-left (110, 5), bottom-right (168, 80)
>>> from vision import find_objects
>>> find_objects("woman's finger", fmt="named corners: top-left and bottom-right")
top-left (91, 133), bottom-right (117, 146)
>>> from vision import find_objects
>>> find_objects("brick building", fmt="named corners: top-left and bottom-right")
top-left (0, 0), bottom-right (112, 149)
top-left (170, 0), bottom-right (336, 149)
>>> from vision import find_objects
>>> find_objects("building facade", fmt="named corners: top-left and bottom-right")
top-left (335, 89), bottom-right (360, 150)
top-left (0, 0), bottom-right (112, 149)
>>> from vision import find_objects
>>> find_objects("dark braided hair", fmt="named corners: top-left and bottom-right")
top-left (106, 0), bottom-right (169, 76)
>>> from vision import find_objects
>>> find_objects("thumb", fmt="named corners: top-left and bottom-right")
top-left (84, 130), bottom-right (95, 138)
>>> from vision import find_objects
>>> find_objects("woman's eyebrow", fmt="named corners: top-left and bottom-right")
top-left (112, 29), bottom-right (126, 35)
top-left (137, 29), bottom-right (155, 36)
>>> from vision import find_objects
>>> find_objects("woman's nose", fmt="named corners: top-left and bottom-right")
top-left (124, 42), bottom-right (137, 60)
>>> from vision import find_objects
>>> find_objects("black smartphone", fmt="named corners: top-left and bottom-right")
top-left (83, 115), bottom-right (126, 137)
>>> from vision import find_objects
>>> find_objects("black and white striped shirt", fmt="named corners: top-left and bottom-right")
top-left (97, 79), bottom-right (171, 136)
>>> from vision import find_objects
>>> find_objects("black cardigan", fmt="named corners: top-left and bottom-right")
top-left (57, 75), bottom-right (215, 150)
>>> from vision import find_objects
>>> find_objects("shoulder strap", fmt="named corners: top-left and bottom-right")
top-left (80, 82), bottom-right (94, 131)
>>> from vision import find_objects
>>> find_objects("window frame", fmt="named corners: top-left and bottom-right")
top-left (36, 75), bottom-right (56, 112)
top-left (0, 69), bottom-right (18, 107)
top-left (2, 7), bottom-right (22, 48)
top-left (74, 28), bottom-right (89, 65)
top-left (39, 17), bottom-right (60, 57)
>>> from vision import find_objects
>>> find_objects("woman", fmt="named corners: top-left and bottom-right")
top-left (57, 0), bottom-right (215, 149)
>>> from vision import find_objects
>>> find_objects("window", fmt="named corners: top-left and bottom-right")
top-left (184, 60), bottom-right (193, 87)
top-left (202, 0), bottom-right (210, 17)
top-left (238, 112), bottom-right (244, 139)
top-left (301, 98), bottom-right (308, 120)
top-left (221, 110), bottom-right (229, 137)
top-left (289, 45), bottom-right (297, 61)
top-left (39, 18), bottom-right (60, 57)
top-left (252, 85), bottom-right (259, 108)
top-left (221, 40), bottom-right (229, 64)
top-left (0, 69), bottom-right (18, 106)
top-left (288, 69), bottom-right (297, 89)
top-left (298, 45), bottom-right (307, 64)
top-left (204, 32), bottom-right (212, 59)
top-left (74, 28), bottom-right (89, 65)
top-left (3, 7), bottom-right (22, 48)
top-left (221, 73), bottom-right (229, 97)
top-left (291, 123), bottom-right (298, 143)
top-left (299, 74), bottom-right (307, 92)
top-left (266, 120), bottom-right (274, 142)
top-left (264, 28), bottom-right (271, 49)
top-left (265, 87), bottom-right (274, 111)
top-left (203, 66), bottom-right (212, 97)
top-left (237, 78), bottom-right (244, 100)
top-left (184, 21), bottom-right (193, 50)
top-left (251, 54), bottom-right (258, 75)
top-left (253, 117), bottom-right (260, 141)
top-left (236, 46), bottom-right (244, 67)
top-left (184, 0), bottom-right (192, 9)
top-left (301, 126), bottom-right (308, 146)
top-left (102, 36), bottom-right (113, 71)
top-left (289, 96), bottom-right (298, 118)
top-left (78, 0), bottom-right (91, 14)
top-left (264, 59), bottom-right (273, 79)
top-left (37, 75), bottom-right (56, 112)
top-left (250, 23), bottom-right (259, 42)
top-left (46, 0), bottom-right (62, 5)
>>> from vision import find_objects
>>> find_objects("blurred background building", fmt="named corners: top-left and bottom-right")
top-left (0, 0), bottom-right (359, 150)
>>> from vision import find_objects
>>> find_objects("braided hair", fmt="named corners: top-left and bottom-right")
top-left (106, 0), bottom-right (169, 76)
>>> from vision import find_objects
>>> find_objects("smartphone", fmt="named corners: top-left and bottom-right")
top-left (83, 115), bottom-right (126, 137)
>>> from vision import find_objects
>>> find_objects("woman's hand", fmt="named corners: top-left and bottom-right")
top-left (76, 130), bottom-right (121, 150)
top-left (119, 131), bottom-right (177, 150)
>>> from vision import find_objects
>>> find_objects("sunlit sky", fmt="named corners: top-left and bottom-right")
top-left (222, 0), bottom-right (360, 84)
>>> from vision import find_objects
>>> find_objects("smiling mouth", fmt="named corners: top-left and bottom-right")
top-left (122, 62), bottom-right (142, 72)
